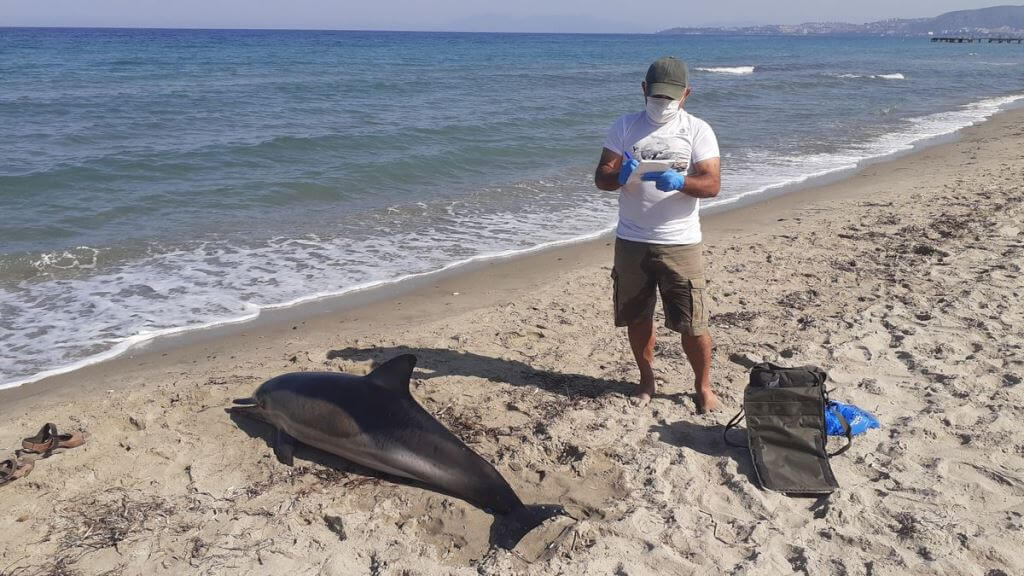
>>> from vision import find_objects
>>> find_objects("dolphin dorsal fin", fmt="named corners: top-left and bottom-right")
top-left (367, 354), bottom-right (417, 395)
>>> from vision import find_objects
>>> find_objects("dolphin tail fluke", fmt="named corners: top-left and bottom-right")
top-left (491, 504), bottom-right (572, 553)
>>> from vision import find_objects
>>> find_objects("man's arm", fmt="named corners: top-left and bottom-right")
top-left (681, 157), bottom-right (720, 199)
top-left (594, 147), bottom-right (623, 191)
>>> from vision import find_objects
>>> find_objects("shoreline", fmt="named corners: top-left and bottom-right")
top-left (3, 93), bottom-right (1022, 394)
top-left (3, 103), bottom-right (1024, 408)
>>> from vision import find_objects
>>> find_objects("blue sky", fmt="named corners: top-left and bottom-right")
top-left (0, 1), bottom-right (1009, 33)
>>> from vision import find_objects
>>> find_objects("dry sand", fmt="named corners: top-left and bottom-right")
top-left (1, 109), bottom-right (1023, 576)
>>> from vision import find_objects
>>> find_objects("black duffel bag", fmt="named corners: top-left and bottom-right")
top-left (724, 362), bottom-right (851, 494)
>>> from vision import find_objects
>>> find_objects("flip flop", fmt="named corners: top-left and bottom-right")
top-left (0, 457), bottom-right (34, 487)
top-left (21, 423), bottom-right (87, 455)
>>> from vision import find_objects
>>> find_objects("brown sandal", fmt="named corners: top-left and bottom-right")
top-left (0, 457), bottom-right (34, 486)
top-left (21, 423), bottom-right (87, 455)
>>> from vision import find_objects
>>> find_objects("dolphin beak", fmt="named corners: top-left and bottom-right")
top-left (226, 400), bottom-right (268, 423)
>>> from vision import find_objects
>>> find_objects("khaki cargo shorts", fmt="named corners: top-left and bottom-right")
top-left (611, 238), bottom-right (708, 336)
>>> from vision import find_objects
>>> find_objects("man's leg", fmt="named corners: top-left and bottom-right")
top-left (654, 242), bottom-right (722, 413)
top-left (612, 238), bottom-right (658, 404)
top-left (628, 317), bottom-right (657, 404)
top-left (681, 332), bottom-right (721, 413)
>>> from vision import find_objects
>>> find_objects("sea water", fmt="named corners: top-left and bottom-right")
top-left (1, 28), bottom-right (1022, 388)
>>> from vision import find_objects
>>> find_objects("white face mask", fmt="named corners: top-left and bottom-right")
top-left (645, 97), bottom-right (681, 124)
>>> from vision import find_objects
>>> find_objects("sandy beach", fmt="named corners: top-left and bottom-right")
top-left (2, 107), bottom-right (1023, 575)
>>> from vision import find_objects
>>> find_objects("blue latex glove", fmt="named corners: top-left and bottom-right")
top-left (641, 169), bottom-right (685, 192)
top-left (618, 154), bottom-right (638, 186)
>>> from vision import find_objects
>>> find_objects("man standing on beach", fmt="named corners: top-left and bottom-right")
top-left (594, 56), bottom-right (722, 413)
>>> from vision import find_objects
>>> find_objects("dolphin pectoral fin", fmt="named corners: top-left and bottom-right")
top-left (366, 354), bottom-right (417, 395)
top-left (274, 429), bottom-right (297, 466)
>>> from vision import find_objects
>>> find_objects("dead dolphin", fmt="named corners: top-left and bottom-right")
top-left (228, 354), bottom-right (531, 517)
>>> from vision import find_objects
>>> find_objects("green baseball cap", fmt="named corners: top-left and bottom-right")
top-left (645, 57), bottom-right (688, 100)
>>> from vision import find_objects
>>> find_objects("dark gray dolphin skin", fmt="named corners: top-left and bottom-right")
top-left (228, 354), bottom-right (525, 514)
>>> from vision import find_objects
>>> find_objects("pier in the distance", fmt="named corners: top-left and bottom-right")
top-left (930, 36), bottom-right (1024, 44)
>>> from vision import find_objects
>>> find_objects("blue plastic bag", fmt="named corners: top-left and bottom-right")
top-left (825, 401), bottom-right (880, 436)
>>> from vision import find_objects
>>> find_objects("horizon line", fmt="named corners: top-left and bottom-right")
top-left (0, 24), bottom-right (659, 35)
top-left (0, 26), bottom-right (963, 38)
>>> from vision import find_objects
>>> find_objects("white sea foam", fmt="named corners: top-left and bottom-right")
top-left (831, 72), bottom-right (905, 80)
top-left (32, 246), bottom-right (100, 272)
top-left (695, 66), bottom-right (755, 75)
top-left (0, 186), bottom-right (619, 390)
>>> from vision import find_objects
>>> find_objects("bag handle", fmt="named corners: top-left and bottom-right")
top-left (826, 404), bottom-right (853, 457)
top-left (723, 407), bottom-right (747, 448)
top-left (752, 362), bottom-right (828, 387)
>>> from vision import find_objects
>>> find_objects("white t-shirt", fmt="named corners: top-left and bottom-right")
top-left (603, 109), bottom-right (719, 245)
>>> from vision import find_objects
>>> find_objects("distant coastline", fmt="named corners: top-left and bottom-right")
top-left (659, 4), bottom-right (1024, 37)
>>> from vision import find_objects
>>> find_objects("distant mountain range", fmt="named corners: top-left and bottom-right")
top-left (659, 5), bottom-right (1024, 37)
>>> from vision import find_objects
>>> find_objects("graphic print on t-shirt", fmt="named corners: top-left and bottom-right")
top-left (630, 134), bottom-right (692, 173)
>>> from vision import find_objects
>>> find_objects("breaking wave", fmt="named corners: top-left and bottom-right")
top-left (831, 72), bottom-right (905, 80)
top-left (695, 66), bottom-right (755, 75)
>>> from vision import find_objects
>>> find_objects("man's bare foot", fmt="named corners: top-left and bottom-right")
top-left (696, 389), bottom-right (722, 414)
top-left (632, 378), bottom-right (656, 407)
